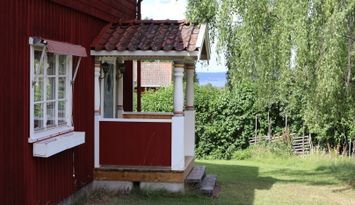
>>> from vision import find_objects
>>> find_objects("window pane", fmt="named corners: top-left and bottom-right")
top-left (47, 53), bottom-right (55, 75)
top-left (34, 77), bottom-right (44, 102)
top-left (47, 77), bottom-right (56, 100)
top-left (58, 100), bottom-right (66, 125)
top-left (34, 103), bottom-right (44, 130)
top-left (34, 50), bottom-right (44, 75)
top-left (59, 55), bottom-right (66, 75)
top-left (46, 102), bottom-right (55, 127)
top-left (58, 77), bottom-right (66, 99)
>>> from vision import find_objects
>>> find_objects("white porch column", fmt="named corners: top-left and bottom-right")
top-left (94, 59), bottom-right (101, 168)
top-left (171, 61), bottom-right (185, 171)
top-left (173, 62), bottom-right (184, 115)
top-left (185, 63), bottom-right (195, 110)
top-left (184, 63), bottom-right (195, 157)
top-left (117, 61), bottom-right (124, 117)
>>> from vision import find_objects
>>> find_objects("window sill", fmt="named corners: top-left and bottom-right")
top-left (29, 125), bottom-right (74, 143)
top-left (33, 132), bottom-right (85, 158)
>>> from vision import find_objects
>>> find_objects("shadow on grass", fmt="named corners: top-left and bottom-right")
top-left (81, 160), bottom-right (355, 205)
top-left (196, 162), bottom-right (277, 205)
top-left (315, 162), bottom-right (355, 189)
top-left (82, 163), bottom-right (278, 205)
top-left (260, 160), bottom-right (355, 188)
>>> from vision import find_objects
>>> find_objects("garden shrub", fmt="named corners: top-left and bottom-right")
top-left (141, 83), bottom-right (294, 159)
top-left (232, 149), bottom-right (252, 160)
top-left (232, 140), bottom-right (294, 161)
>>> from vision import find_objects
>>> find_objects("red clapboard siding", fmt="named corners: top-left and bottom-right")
top-left (100, 121), bottom-right (172, 166)
top-left (51, 0), bottom-right (136, 22)
top-left (0, 0), bottom-right (136, 204)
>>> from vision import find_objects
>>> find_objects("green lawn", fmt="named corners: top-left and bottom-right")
top-left (84, 155), bottom-right (355, 205)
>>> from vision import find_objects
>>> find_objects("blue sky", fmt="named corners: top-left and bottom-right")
top-left (141, 0), bottom-right (227, 73)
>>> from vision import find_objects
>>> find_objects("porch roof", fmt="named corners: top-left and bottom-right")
top-left (90, 20), bottom-right (210, 61)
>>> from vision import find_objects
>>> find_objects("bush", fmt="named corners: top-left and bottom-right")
top-left (141, 86), bottom-right (173, 112)
top-left (194, 84), bottom-right (258, 159)
top-left (141, 84), bottom-right (257, 159)
top-left (232, 140), bottom-right (294, 161)
top-left (232, 149), bottom-right (252, 160)
top-left (141, 83), bottom-right (296, 159)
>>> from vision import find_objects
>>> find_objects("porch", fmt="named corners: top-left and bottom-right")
top-left (90, 20), bottom-right (210, 188)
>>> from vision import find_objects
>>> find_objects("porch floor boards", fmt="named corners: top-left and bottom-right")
top-left (94, 156), bottom-right (195, 183)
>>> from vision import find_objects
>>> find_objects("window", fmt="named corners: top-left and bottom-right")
top-left (30, 46), bottom-right (73, 142)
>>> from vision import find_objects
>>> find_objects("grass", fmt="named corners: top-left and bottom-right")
top-left (83, 154), bottom-right (355, 205)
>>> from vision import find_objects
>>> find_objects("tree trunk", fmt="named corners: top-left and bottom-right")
top-left (342, 143), bottom-right (348, 156)
top-left (268, 111), bottom-right (271, 140)
top-left (327, 142), bottom-right (331, 153)
top-left (336, 143), bottom-right (341, 155)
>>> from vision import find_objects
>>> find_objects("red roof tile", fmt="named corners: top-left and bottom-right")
top-left (91, 20), bottom-right (201, 52)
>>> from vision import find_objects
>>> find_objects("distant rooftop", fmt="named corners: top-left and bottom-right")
top-left (141, 61), bottom-right (172, 88)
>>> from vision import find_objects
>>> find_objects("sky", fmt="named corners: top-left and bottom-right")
top-left (141, 0), bottom-right (227, 73)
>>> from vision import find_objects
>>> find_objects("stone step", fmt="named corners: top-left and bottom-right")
top-left (200, 175), bottom-right (217, 196)
top-left (186, 166), bottom-right (206, 184)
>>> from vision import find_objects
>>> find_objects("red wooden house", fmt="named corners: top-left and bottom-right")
top-left (0, 0), bottom-right (210, 204)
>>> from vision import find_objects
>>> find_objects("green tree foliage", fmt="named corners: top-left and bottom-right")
top-left (141, 85), bottom-right (287, 159)
top-left (187, 0), bottom-right (355, 150)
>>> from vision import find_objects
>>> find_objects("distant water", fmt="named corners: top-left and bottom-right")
top-left (196, 72), bottom-right (227, 87)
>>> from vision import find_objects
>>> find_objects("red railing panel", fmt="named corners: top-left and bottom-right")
top-left (100, 121), bottom-right (172, 167)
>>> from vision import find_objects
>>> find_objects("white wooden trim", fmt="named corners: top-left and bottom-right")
top-left (184, 110), bottom-right (195, 157)
top-left (196, 24), bottom-right (211, 60)
top-left (43, 53), bottom-right (47, 129)
top-left (28, 126), bottom-right (74, 143)
top-left (72, 57), bottom-right (82, 83)
top-left (100, 66), bottom-right (105, 116)
top-left (29, 42), bottom-right (74, 143)
top-left (185, 68), bottom-right (194, 108)
top-left (94, 65), bottom-right (101, 112)
top-left (30, 45), bottom-right (35, 140)
top-left (123, 112), bottom-right (173, 116)
top-left (196, 24), bottom-right (207, 50)
top-left (94, 115), bottom-right (101, 168)
top-left (55, 55), bottom-right (59, 126)
top-left (99, 118), bottom-right (172, 123)
top-left (91, 50), bottom-right (199, 59)
top-left (99, 59), bottom-right (117, 117)
top-left (67, 56), bottom-right (73, 127)
top-left (171, 116), bottom-right (185, 171)
top-left (33, 131), bottom-right (85, 158)
top-left (173, 65), bottom-right (184, 114)
top-left (117, 61), bottom-right (123, 117)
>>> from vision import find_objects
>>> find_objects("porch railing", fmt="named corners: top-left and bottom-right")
top-left (99, 117), bottom-right (172, 167)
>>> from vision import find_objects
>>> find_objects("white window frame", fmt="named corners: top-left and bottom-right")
top-left (29, 45), bottom-right (73, 143)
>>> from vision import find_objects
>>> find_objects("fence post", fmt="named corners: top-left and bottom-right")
top-left (302, 134), bottom-right (304, 155)
top-left (255, 116), bottom-right (258, 145)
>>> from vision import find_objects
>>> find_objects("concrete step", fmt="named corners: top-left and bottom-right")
top-left (186, 166), bottom-right (206, 184)
top-left (200, 175), bottom-right (217, 196)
